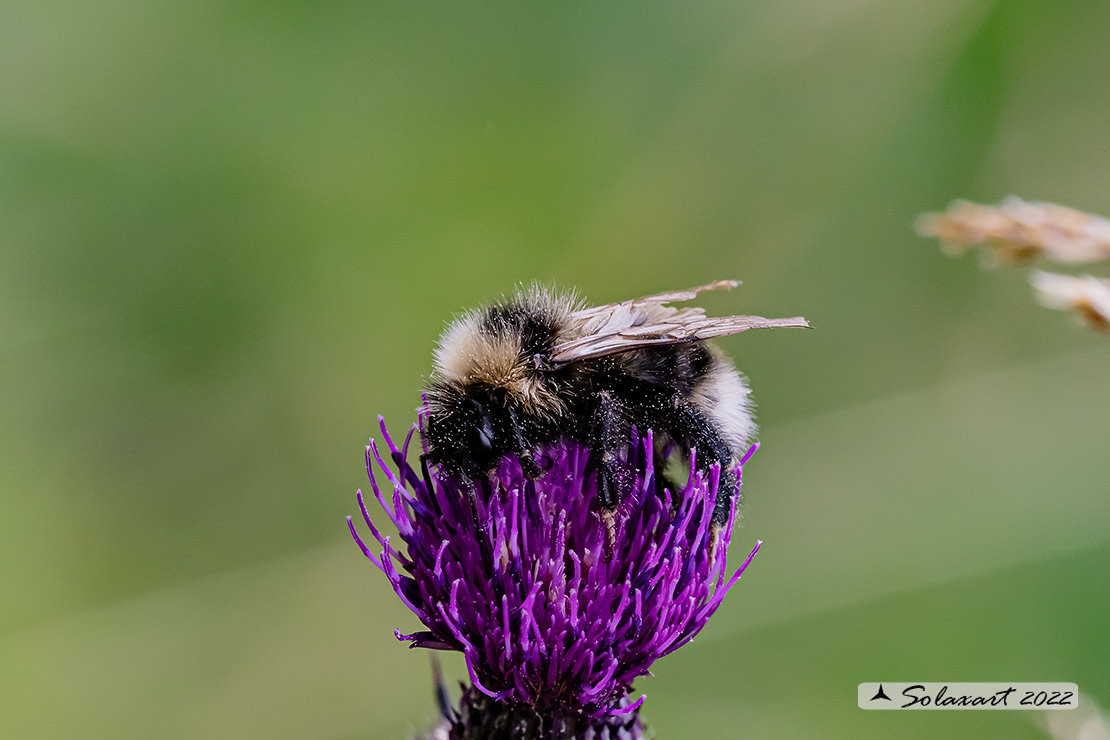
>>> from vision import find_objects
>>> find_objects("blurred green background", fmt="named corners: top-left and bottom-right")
top-left (3, 0), bottom-right (1109, 738)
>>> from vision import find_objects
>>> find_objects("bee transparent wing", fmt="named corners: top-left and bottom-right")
top-left (621, 278), bottom-right (740, 305)
top-left (542, 280), bottom-right (808, 367)
top-left (544, 314), bottom-right (809, 366)
top-left (569, 279), bottom-right (739, 326)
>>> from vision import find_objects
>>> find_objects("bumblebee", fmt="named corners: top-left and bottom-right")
top-left (422, 281), bottom-right (808, 548)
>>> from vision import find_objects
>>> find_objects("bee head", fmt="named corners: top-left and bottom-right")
top-left (423, 380), bottom-right (511, 479)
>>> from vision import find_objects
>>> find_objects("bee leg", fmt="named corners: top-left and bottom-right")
top-left (596, 465), bottom-right (620, 559)
top-left (600, 510), bottom-right (618, 559)
top-left (670, 401), bottom-right (737, 565)
top-left (505, 407), bottom-right (543, 479)
top-left (590, 390), bottom-right (633, 558)
top-left (518, 453), bottom-right (543, 479)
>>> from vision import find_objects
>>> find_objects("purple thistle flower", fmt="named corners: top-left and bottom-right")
top-left (349, 415), bottom-right (761, 736)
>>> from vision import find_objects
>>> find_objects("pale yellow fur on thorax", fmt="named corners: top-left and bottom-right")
top-left (433, 311), bottom-right (566, 415)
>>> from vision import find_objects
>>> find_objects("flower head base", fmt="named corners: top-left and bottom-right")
top-left (349, 416), bottom-right (760, 720)
top-left (422, 686), bottom-right (646, 740)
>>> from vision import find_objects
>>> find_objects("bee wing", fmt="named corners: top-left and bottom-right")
top-left (569, 279), bottom-right (739, 326)
top-left (622, 278), bottom-right (741, 305)
top-left (542, 280), bottom-right (808, 367)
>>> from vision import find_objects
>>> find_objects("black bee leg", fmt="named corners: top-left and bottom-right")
top-left (519, 453), bottom-right (543, 479)
top-left (504, 407), bottom-right (543, 479)
top-left (590, 390), bottom-right (633, 558)
top-left (671, 401), bottom-right (737, 565)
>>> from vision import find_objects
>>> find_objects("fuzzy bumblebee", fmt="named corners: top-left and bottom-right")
top-left (421, 281), bottom-right (808, 549)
